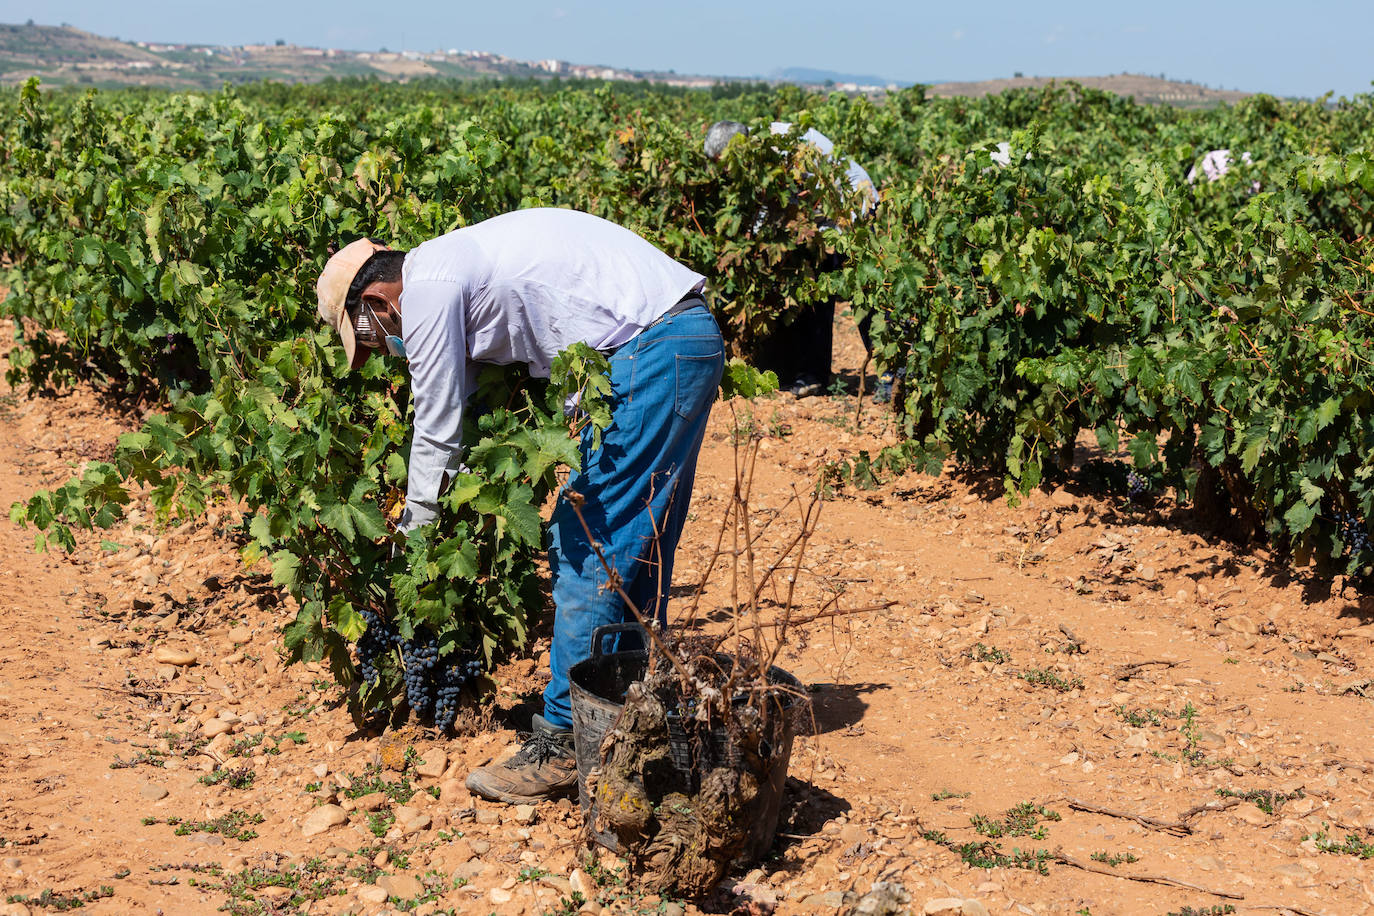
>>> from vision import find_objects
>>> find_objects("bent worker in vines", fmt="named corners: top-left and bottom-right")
top-left (316, 207), bottom-right (724, 803)
top-left (704, 120), bottom-right (882, 398)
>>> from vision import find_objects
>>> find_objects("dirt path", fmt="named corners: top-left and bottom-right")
top-left (3, 321), bottom-right (1374, 916)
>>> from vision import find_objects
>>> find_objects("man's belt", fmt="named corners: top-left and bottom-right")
top-left (641, 292), bottom-right (707, 333)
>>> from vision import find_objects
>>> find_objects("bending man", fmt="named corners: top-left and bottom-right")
top-left (316, 207), bottom-right (724, 803)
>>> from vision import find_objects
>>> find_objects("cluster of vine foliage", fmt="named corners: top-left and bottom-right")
top-left (1, 75), bottom-right (1374, 727)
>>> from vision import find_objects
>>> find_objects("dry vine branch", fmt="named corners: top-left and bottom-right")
top-left (1177, 796), bottom-right (1242, 821)
top-left (1053, 850), bottom-right (1244, 899)
top-left (1066, 798), bottom-right (1193, 837)
top-left (1114, 659), bottom-right (1181, 680)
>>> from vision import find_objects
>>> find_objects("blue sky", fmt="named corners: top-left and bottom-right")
top-left (8, 0), bottom-right (1373, 99)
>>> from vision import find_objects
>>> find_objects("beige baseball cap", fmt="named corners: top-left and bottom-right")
top-left (317, 238), bottom-right (389, 370)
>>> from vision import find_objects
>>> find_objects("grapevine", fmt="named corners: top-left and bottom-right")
top-left (1, 76), bottom-right (1373, 732)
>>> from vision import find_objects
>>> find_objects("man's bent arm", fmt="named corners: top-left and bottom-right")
top-left (399, 279), bottom-right (472, 533)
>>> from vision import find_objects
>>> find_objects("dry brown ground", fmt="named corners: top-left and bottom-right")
top-left (2, 319), bottom-right (1373, 916)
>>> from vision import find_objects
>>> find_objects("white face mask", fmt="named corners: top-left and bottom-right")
top-left (384, 335), bottom-right (407, 360)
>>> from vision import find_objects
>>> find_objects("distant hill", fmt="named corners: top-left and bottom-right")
top-left (0, 22), bottom-right (1255, 108)
top-left (0, 23), bottom-right (540, 90)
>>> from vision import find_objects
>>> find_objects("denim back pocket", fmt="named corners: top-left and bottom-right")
top-left (674, 349), bottom-right (725, 420)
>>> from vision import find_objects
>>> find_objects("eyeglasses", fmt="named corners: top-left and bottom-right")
top-left (351, 302), bottom-right (385, 346)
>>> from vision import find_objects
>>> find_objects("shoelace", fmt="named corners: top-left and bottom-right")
top-left (510, 729), bottom-right (570, 767)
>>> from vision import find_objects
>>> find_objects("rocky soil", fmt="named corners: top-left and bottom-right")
top-left (2, 320), bottom-right (1373, 916)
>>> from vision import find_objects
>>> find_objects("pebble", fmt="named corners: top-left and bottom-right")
top-left (349, 792), bottom-right (387, 812)
top-left (0, 903), bottom-right (31, 916)
top-left (803, 891), bottom-right (847, 908)
top-left (377, 873), bottom-right (425, 899)
top-left (489, 887), bottom-right (514, 904)
top-left (2, 858), bottom-right (20, 872)
top-left (227, 627), bottom-right (252, 645)
top-left (662, 904), bottom-right (685, 916)
top-left (201, 718), bottom-right (235, 738)
top-left (469, 839), bottom-right (491, 855)
top-left (569, 867), bottom-right (594, 897)
top-left (300, 804), bottom-right (348, 837)
top-left (139, 782), bottom-right (169, 801)
top-left (400, 815), bottom-right (431, 835)
top-left (451, 860), bottom-right (485, 882)
top-left (475, 809), bottom-right (500, 825)
top-left (923, 899), bottom-right (965, 916)
top-left (356, 886), bottom-right (388, 904)
top-left (414, 750), bottom-right (448, 779)
top-left (152, 646), bottom-right (197, 666)
top-left (512, 804), bottom-right (537, 825)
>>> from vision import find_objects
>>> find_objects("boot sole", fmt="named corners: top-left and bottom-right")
top-left (464, 775), bottom-right (576, 805)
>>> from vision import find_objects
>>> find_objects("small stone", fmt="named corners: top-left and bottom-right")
top-left (1286, 797), bottom-right (1319, 817)
top-left (0, 903), bottom-right (31, 916)
top-left (1050, 489), bottom-right (1075, 507)
top-left (512, 804), bottom-right (537, 826)
top-left (227, 627), bottom-right (252, 645)
top-left (356, 886), bottom-right (388, 905)
top-left (152, 646), bottom-right (197, 666)
top-left (301, 804), bottom-right (348, 837)
top-left (202, 718), bottom-right (235, 738)
top-left (259, 887), bottom-right (293, 901)
top-left (923, 899), bottom-right (964, 916)
top-left (400, 815), bottom-right (431, 835)
top-left (475, 808), bottom-right (500, 825)
top-left (489, 887), bottom-right (514, 904)
top-left (469, 839), bottom-right (491, 855)
top-left (662, 904), bottom-right (685, 916)
top-left (1274, 863), bottom-right (1308, 879)
top-left (452, 860), bottom-right (485, 882)
top-left (377, 873), bottom-right (425, 899)
top-left (578, 903), bottom-right (602, 916)
top-left (1123, 733), bottom-right (1149, 749)
top-left (350, 792), bottom-right (387, 812)
top-left (1226, 615), bottom-right (1259, 635)
top-left (414, 750), bottom-right (448, 779)
top-left (139, 782), bottom-right (169, 801)
top-left (2, 858), bottom-right (21, 872)
top-left (569, 867), bottom-right (594, 897)
top-left (803, 891), bottom-right (847, 908)
top-left (960, 902), bottom-right (990, 916)
top-left (1194, 855), bottom-right (1224, 872)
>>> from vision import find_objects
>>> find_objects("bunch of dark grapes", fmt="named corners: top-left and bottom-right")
top-left (434, 655), bottom-right (485, 732)
top-left (356, 605), bottom-right (398, 687)
top-left (1126, 469), bottom-right (1150, 500)
top-left (1337, 512), bottom-right (1371, 556)
top-left (401, 636), bottom-right (441, 717)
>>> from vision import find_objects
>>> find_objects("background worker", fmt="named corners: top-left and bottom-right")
top-left (704, 120), bottom-right (879, 397)
top-left (316, 207), bottom-right (724, 803)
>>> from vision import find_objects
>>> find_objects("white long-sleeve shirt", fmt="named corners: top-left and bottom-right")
top-left (769, 122), bottom-right (880, 216)
top-left (397, 208), bottom-right (706, 531)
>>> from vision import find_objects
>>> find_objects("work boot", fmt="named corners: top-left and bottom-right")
top-left (465, 714), bottom-right (577, 804)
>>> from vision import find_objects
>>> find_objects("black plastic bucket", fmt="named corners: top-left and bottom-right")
top-left (568, 622), bottom-right (803, 863)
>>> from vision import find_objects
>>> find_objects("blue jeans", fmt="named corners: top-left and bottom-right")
top-left (542, 303), bottom-right (724, 730)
